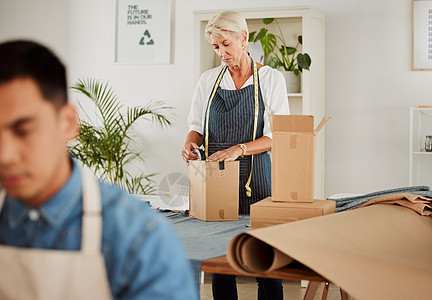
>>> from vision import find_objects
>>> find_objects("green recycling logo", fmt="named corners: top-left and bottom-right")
top-left (139, 30), bottom-right (154, 45)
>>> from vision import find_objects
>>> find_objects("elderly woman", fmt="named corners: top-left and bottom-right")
top-left (182, 11), bottom-right (289, 300)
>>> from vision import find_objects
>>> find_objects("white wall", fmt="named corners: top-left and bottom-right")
top-left (1, 0), bottom-right (431, 197)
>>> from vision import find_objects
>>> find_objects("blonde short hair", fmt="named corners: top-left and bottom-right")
top-left (205, 11), bottom-right (250, 51)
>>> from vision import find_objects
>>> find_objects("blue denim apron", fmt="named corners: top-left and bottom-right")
top-left (202, 59), bottom-right (271, 214)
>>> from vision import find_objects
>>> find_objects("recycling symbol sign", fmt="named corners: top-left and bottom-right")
top-left (139, 30), bottom-right (154, 45)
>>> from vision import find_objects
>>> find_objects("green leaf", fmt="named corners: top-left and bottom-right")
top-left (248, 31), bottom-right (256, 42)
top-left (279, 46), bottom-right (296, 56)
top-left (255, 28), bottom-right (267, 42)
top-left (263, 18), bottom-right (274, 25)
top-left (297, 53), bottom-right (311, 70)
top-left (261, 33), bottom-right (277, 54)
top-left (268, 56), bottom-right (282, 69)
top-left (298, 35), bottom-right (303, 45)
top-left (71, 78), bottom-right (122, 134)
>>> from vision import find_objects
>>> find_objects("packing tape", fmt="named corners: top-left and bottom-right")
top-left (192, 148), bottom-right (206, 160)
top-left (219, 161), bottom-right (225, 177)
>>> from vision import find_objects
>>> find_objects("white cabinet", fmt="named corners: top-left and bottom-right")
top-left (193, 7), bottom-right (326, 198)
top-left (409, 106), bottom-right (432, 186)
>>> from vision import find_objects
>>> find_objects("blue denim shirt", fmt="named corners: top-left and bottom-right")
top-left (0, 162), bottom-right (198, 300)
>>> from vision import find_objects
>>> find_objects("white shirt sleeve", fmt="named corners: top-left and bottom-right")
top-left (187, 65), bottom-right (289, 140)
top-left (187, 67), bottom-right (221, 135)
top-left (258, 66), bottom-right (290, 139)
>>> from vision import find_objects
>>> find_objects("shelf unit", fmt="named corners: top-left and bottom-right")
top-left (193, 7), bottom-right (326, 198)
top-left (409, 107), bottom-right (432, 186)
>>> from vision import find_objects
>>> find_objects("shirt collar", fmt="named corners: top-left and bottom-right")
top-left (4, 160), bottom-right (82, 229)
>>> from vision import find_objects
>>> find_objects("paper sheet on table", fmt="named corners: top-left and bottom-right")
top-left (226, 205), bottom-right (432, 300)
top-left (135, 195), bottom-right (189, 211)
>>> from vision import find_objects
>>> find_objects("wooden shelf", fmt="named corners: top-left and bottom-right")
top-left (288, 93), bottom-right (302, 97)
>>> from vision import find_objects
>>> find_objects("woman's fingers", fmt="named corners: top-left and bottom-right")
top-left (182, 142), bottom-right (200, 163)
top-left (208, 146), bottom-right (241, 161)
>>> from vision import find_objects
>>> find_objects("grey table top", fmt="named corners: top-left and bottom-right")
top-left (164, 212), bottom-right (250, 262)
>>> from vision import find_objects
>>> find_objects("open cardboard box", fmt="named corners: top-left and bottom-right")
top-left (271, 115), bottom-right (330, 202)
top-left (250, 197), bottom-right (335, 230)
top-left (188, 160), bottom-right (239, 221)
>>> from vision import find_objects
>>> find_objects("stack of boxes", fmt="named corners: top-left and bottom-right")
top-left (188, 114), bottom-right (335, 224)
top-left (250, 115), bottom-right (335, 230)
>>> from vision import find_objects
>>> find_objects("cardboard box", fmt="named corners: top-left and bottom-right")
top-left (189, 160), bottom-right (239, 221)
top-left (271, 115), bottom-right (330, 202)
top-left (250, 197), bottom-right (335, 230)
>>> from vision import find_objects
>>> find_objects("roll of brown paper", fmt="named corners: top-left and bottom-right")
top-left (225, 205), bottom-right (432, 300)
top-left (227, 233), bottom-right (293, 274)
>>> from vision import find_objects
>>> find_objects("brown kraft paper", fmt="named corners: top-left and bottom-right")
top-left (226, 204), bottom-right (432, 300)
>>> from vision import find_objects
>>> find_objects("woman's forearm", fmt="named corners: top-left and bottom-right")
top-left (185, 131), bottom-right (203, 147)
top-left (241, 136), bottom-right (271, 156)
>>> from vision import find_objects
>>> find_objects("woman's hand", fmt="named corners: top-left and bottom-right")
top-left (182, 141), bottom-right (199, 163)
top-left (182, 131), bottom-right (203, 163)
top-left (208, 145), bottom-right (243, 162)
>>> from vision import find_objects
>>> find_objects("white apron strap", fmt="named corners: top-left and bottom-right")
top-left (0, 190), bottom-right (5, 211)
top-left (80, 167), bottom-right (103, 254)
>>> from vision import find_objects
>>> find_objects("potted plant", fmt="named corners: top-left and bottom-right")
top-left (249, 18), bottom-right (312, 93)
top-left (68, 78), bottom-right (173, 196)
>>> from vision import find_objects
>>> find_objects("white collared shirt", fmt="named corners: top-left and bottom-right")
top-left (187, 64), bottom-right (290, 140)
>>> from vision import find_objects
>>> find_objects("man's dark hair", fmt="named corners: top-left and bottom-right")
top-left (0, 40), bottom-right (67, 108)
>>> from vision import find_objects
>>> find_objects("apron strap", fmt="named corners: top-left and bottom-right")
top-left (244, 60), bottom-right (259, 197)
top-left (80, 167), bottom-right (103, 254)
top-left (204, 59), bottom-right (260, 197)
top-left (204, 65), bottom-right (228, 159)
top-left (0, 190), bottom-right (5, 211)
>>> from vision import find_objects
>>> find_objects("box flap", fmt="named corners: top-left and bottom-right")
top-left (272, 115), bottom-right (314, 133)
top-left (314, 116), bottom-right (331, 135)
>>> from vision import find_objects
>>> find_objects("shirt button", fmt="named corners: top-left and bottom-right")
top-left (28, 209), bottom-right (40, 221)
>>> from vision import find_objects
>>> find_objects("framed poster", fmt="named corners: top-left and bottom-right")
top-left (412, 0), bottom-right (432, 70)
top-left (116, 0), bottom-right (172, 64)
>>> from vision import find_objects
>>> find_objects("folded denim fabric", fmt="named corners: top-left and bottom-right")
top-left (327, 186), bottom-right (432, 212)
